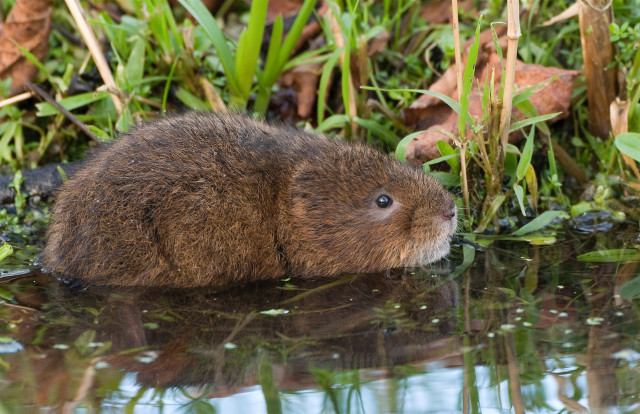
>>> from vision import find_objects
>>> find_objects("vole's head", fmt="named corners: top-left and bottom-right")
top-left (284, 144), bottom-right (458, 276)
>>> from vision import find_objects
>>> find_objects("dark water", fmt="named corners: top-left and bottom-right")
top-left (1, 226), bottom-right (639, 413)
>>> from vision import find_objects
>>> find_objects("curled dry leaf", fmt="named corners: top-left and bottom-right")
top-left (403, 27), bottom-right (579, 162)
top-left (368, 29), bottom-right (389, 57)
top-left (261, 0), bottom-right (328, 55)
top-left (280, 62), bottom-right (322, 119)
top-left (0, 0), bottom-right (53, 97)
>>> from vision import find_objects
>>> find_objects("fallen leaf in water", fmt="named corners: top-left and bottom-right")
top-left (0, 0), bottom-right (53, 97)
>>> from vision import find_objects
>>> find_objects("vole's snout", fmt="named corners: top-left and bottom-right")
top-left (442, 206), bottom-right (456, 221)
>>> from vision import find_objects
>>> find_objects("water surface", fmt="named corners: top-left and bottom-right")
top-left (1, 225), bottom-right (639, 413)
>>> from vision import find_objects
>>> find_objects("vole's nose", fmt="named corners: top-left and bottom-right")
top-left (442, 206), bottom-right (456, 221)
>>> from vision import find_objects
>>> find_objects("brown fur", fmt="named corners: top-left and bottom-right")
top-left (41, 113), bottom-right (457, 287)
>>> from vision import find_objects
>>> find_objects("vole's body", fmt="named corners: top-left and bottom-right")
top-left (42, 113), bottom-right (457, 287)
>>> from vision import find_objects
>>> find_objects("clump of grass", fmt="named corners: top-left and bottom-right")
top-left (0, 0), bottom-right (639, 234)
top-left (179, 0), bottom-right (316, 114)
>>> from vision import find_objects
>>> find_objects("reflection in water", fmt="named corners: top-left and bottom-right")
top-left (1, 236), bottom-right (640, 413)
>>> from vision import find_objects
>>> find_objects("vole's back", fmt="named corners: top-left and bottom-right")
top-left (43, 113), bottom-right (328, 287)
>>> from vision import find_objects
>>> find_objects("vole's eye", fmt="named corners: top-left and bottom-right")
top-left (376, 194), bottom-right (393, 208)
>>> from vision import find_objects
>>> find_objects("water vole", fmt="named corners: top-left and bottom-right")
top-left (42, 113), bottom-right (457, 287)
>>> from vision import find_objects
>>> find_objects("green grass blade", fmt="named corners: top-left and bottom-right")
top-left (448, 240), bottom-right (476, 279)
top-left (316, 114), bottom-right (350, 132)
top-left (515, 126), bottom-right (535, 181)
top-left (513, 183), bottom-right (525, 215)
top-left (459, 19), bottom-right (482, 140)
top-left (267, 0), bottom-right (316, 86)
top-left (0, 122), bottom-right (17, 162)
top-left (361, 86), bottom-right (471, 123)
top-left (317, 47), bottom-right (343, 123)
top-left (395, 130), bottom-right (422, 162)
top-left (177, 0), bottom-right (239, 94)
top-left (162, 58), bottom-right (179, 113)
top-left (512, 210), bottom-right (569, 236)
top-left (160, 0), bottom-right (185, 52)
top-left (36, 91), bottom-right (111, 117)
top-left (235, 0), bottom-right (267, 100)
top-left (475, 194), bottom-right (506, 231)
top-left (427, 171), bottom-right (461, 187)
top-left (146, 0), bottom-right (171, 56)
top-left (354, 117), bottom-right (399, 145)
top-left (512, 76), bottom-right (559, 106)
top-left (341, 40), bottom-right (351, 123)
top-left (175, 87), bottom-right (210, 111)
top-left (14, 42), bottom-right (57, 88)
top-left (509, 112), bottom-right (561, 133)
top-left (436, 140), bottom-right (460, 173)
top-left (262, 15), bottom-right (284, 87)
top-left (577, 249), bottom-right (640, 263)
top-left (424, 154), bottom-right (459, 168)
top-left (0, 243), bottom-right (13, 262)
top-left (124, 37), bottom-right (146, 89)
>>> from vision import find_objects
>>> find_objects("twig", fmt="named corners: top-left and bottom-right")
top-left (134, 95), bottom-right (163, 110)
top-left (504, 333), bottom-right (526, 414)
top-left (499, 0), bottom-right (521, 158)
top-left (64, 0), bottom-right (123, 115)
top-left (451, 0), bottom-right (470, 225)
top-left (0, 91), bottom-right (35, 109)
top-left (424, 42), bottom-right (443, 78)
top-left (26, 81), bottom-right (100, 144)
top-left (451, 0), bottom-right (463, 100)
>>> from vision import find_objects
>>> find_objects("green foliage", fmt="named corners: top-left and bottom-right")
top-left (0, 0), bottom-right (639, 235)
top-left (615, 132), bottom-right (640, 161)
top-left (179, 0), bottom-right (315, 114)
top-left (620, 275), bottom-right (640, 299)
top-left (610, 21), bottom-right (640, 70)
top-left (0, 243), bottom-right (13, 263)
top-left (8, 171), bottom-right (25, 214)
top-left (577, 248), bottom-right (640, 262)
top-left (512, 210), bottom-right (569, 236)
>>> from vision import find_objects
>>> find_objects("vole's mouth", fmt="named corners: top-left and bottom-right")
top-left (403, 237), bottom-right (452, 267)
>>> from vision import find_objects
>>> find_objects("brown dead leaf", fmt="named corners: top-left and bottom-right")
top-left (487, 54), bottom-right (579, 122)
top-left (403, 27), bottom-right (579, 162)
top-left (280, 62), bottom-right (322, 119)
top-left (419, 0), bottom-right (474, 25)
top-left (262, 0), bottom-right (309, 21)
top-left (404, 25), bottom-right (507, 126)
top-left (368, 29), bottom-right (389, 57)
top-left (0, 0), bottom-right (53, 98)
